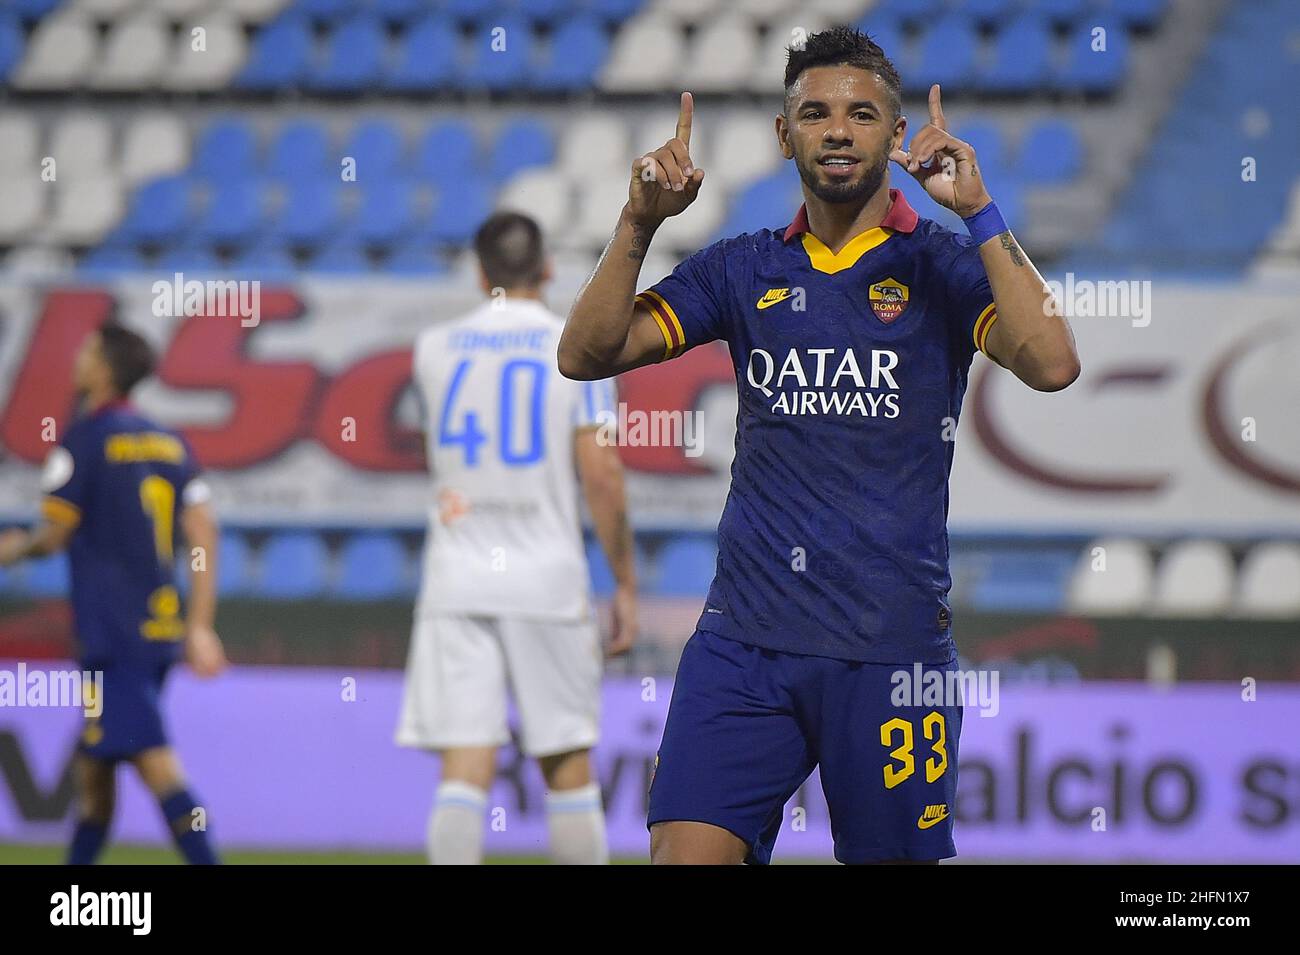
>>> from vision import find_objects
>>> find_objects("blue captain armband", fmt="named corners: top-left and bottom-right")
top-left (962, 201), bottom-right (1007, 246)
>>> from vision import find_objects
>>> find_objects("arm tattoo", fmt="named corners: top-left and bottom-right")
top-left (998, 231), bottom-right (1025, 267)
top-left (627, 222), bottom-right (652, 261)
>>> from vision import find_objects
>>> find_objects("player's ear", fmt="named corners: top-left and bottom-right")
top-left (541, 256), bottom-right (555, 285)
top-left (775, 113), bottom-right (794, 160)
top-left (892, 113), bottom-right (907, 152)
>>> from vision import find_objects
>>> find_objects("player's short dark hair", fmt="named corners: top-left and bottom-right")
top-left (784, 26), bottom-right (903, 121)
top-left (97, 321), bottom-right (155, 396)
top-left (474, 211), bottom-right (546, 290)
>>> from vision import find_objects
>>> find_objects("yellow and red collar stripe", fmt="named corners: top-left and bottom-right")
top-left (41, 495), bottom-right (81, 529)
top-left (636, 290), bottom-right (686, 360)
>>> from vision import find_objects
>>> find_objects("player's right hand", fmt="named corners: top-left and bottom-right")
top-left (605, 582), bottom-right (637, 657)
top-left (626, 91), bottom-right (705, 228)
top-left (185, 623), bottom-right (228, 678)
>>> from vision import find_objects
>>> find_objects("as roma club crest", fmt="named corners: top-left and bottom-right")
top-left (868, 277), bottom-right (910, 324)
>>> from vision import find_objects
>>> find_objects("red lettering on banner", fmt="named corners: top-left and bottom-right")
top-left (0, 291), bottom-right (114, 463)
top-left (314, 349), bottom-right (424, 472)
top-left (157, 292), bottom-right (319, 468)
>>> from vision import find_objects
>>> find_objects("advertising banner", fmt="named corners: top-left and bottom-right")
top-left (1, 665), bottom-right (1296, 861)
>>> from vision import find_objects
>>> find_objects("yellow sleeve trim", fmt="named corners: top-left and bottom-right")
top-left (41, 496), bottom-right (81, 529)
top-left (973, 303), bottom-right (998, 356)
top-left (636, 290), bottom-right (686, 360)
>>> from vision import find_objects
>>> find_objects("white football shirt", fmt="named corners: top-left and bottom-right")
top-left (412, 297), bottom-right (617, 620)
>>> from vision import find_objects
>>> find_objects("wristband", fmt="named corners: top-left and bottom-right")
top-left (962, 200), bottom-right (1006, 245)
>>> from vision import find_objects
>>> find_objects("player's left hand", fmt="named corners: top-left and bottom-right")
top-left (0, 528), bottom-right (26, 566)
top-left (890, 84), bottom-right (992, 219)
top-left (605, 582), bottom-right (637, 658)
top-left (185, 623), bottom-right (228, 678)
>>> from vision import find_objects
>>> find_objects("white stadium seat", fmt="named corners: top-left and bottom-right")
top-left (46, 176), bottom-right (125, 246)
top-left (684, 14), bottom-right (761, 93)
top-left (163, 13), bottom-right (247, 91)
top-left (68, 0), bottom-right (142, 18)
top-left (12, 14), bottom-right (99, 91)
top-left (0, 177), bottom-right (48, 243)
top-left (120, 112), bottom-right (190, 184)
top-left (812, 0), bottom-right (876, 20)
top-left (0, 113), bottom-right (42, 174)
top-left (749, 14), bottom-right (832, 94)
top-left (655, 0), bottom-right (725, 25)
top-left (739, 0), bottom-right (795, 22)
top-left (573, 177), bottom-right (634, 249)
top-left (154, 0), bottom-right (213, 17)
top-left (226, 0), bottom-right (294, 22)
top-left (1066, 538), bottom-right (1154, 615)
top-left (1151, 540), bottom-right (1236, 617)
top-left (1234, 542), bottom-right (1300, 618)
top-left (4, 246), bottom-right (76, 277)
top-left (48, 112), bottom-right (115, 181)
top-left (600, 17), bottom-right (684, 93)
top-left (648, 176), bottom-right (725, 254)
top-left (496, 169), bottom-right (574, 242)
top-left (705, 112), bottom-right (781, 191)
top-left (558, 114), bottom-right (630, 183)
top-left (91, 12), bottom-right (171, 90)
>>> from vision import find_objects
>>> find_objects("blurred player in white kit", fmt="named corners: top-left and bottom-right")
top-left (397, 211), bottom-right (636, 864)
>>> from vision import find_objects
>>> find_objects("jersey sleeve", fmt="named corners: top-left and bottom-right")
top-left (634, 240), bottom-right (733, 360)
top-left (573, 377), bottom-right (618, 430)
top-left (176, 434), bottom-right (211, 508)
top-left (39, 428), bottom-right (93, 529)
top-left (939, 231), bottom-right (998, 362)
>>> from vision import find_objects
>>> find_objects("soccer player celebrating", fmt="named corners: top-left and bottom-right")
top-left (559, 27), bottom-right (1079, 864)
top-left (0, 321), bottom-right (227, 865)
top-left (397, 212), bottom-right (635, 864)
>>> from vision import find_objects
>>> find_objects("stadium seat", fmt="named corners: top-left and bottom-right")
top-left (336, 533), bottom-right (411, 599)
top-left (193, 119), bottom-right (261, 182)
top-left (163, 12), bottom-right (248, 92)
top-left (1037, 0), bottom-right (1090, 25)
top-left (714, 167), bottom-right (803, 240)
top-left (601, 16), bottom-right (681, 92)
top-left (341, 120), bottom-right (406, 180)
top-left (235, 13), bottom-right (312, 90)
top-left (962, 0), bottom-right (1018, 25)
top-left (157, 238), bottom-right (224, 272)
top-left (311, 239), bottom-right (374, 272)
top-left (272, 177), bottom-right (347, 247)
top-left (373, 0), bottom-right (430, 26)
top-left (557, 113), bottom-right (628, 183)
top-left (298, 0), bottom-right (356, 22)
top-left (1108, 0), bottom-right (1168, 30)
top-left (1055, 19), bottom-right (1129, 94)
top-left (350, 179), bottom-right (422, 247)
top-left (588, 0), bottom-right (644, 23)
top-left (746, 12), bottom-right (832, 94)
top-left (13, 12), bottom-right (97, 90)
top-left (196, 179), bottom-right (268, 246)
top-left (461, 15), bottom-right (534, 92)
top-left (26, 554), bottom-right (70, 597)
top-left (257, 532), bottom-right (331, 599)
top-left (115, 175), bottom-right (197, 245)
top-left (12, 0), bottom-right (63, 19)
top-left (387, 243), bottom-right (452, 275)
top-left (80, 244), bottom-right (149, 273)
top-left (1234, 542), bottom-right (1300, 618)
top-left (0, 12), bottom-right (23, 82)
top-left (385, 14), bottom-right (460, 91)
top-left (655, 537), bottom-right (718, 598)
top-left (968, 549), bottom-right (1078, 612)
top-left (0, 177), bottom-right (46, 244)
top-left (979, 16), bottom-right (1052, 94)
top-left (496, 168), bottom-right (571, 238)
top-left (154, 0), bottom-right (213, 17)
top-left (531, 15), bottom-right (609, 92)
top-left (90, 11), bottom-right (171, 91)
top-left (684, 13), bottom-right (760, 93)
top-left (0, 112), bottom-right (40, 175)
top-left (1018, 119), bottom-right (1084, 184)
top-left (953, 119), bottom-right (1007, 174)
top-left (424, 177), bottom-right (494, 245)
top-left (854, 17), bottom-right (906, 71)
top-left (514, 0), bottom-right (579, 27)
top-left (413, 119), bottom-right (480, 183)
top-left (230, 237), bottom-right (298, 278)
top-left (574, 177), bottom-right (636, 249)
top-left (1151, 540), bottom-right (1235, 617)
top-left (912, 14), bottom-right (978, 91)
top-left (886, 0), bottom-right (944, 27)
top-left (267, 121), bottom-right (332, 179)
top-left (309, 14), bottom-right (386, 92)
top-left (46, 177), bottom-right (125, 246)
top-left (1066, 538), bottom-right (1154, 615)
top-left (489, 119), bottom-right (556, 184)
top-left (120, 113), bottom-right (191, 185)
top-left (48, 112), bottom-right (114, 181)
top-left (228, 0), bottom-right (298, 21)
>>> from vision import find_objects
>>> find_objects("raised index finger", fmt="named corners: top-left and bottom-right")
top-left (676, 91), bottom-right (694, 148)
top-left (928, 84), bottom-right (946, 131)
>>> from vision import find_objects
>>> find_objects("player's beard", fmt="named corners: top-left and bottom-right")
top-left (794, 146), bottom-right (890, 206)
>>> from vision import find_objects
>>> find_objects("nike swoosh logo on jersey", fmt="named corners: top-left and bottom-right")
top-left (917, 804), bottom-right (950, 829)
top-left (756, 288), bottom-right (793, 310)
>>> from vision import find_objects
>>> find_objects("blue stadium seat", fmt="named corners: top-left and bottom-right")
top-left (272, 177), bottom-right (347, 247)
top-left (298, 0), bottom-right (358, 23)
top-left (445, 0), bottom-right (499, 20)
top-left (257, 532), bottom-right (331, 599)
top-left (461, 15), bottom-right (534, 92)
top-left (26, 554), bottom-right (70, 597)
top-left (531, 15), bottom-right (609, 92)
top-left (1018, 119), bottom-right (1084, 184)
top-left (236, 14), bottom-right (313, 91)
top-left (1055, 19), bottom-right (1129, 93)
top-left (341, 120), bottom-right (406, 180)
top-left (588, 0), bottom-right (643, 23)
top-left (1114, 0), bottom-right (1168, 29)
top-left (81, 245), bottom-right (149, 274)
top-left (912, 15), bottom-right (978, 91)
top-left (13, 0), bottom-right (63, 18)
top-left (374, 0), bottom-right (430, 26)
top-left (350, 179), bottom-right (420, 247)
top-left (193, 119), bottom-right (259, 181)
top-left (311, 240), bottom-right (374, 272)
top-left (310, 15), bottom-right (386, 92)
top-left (1036, 0), bottom-right (1090, 25)
top-left (196, 179), bottom-right (267, 245)
top-left (117, 176), bottom-right (196, 245)
top-left (0, 13), bottom-right (23, 82)
top-left (231, 238), bottom-right (298, 278)
top-left (387, 244), bottom-right (452, 275)
top-left (424, 177), bottom-right (494, 244)
top-left (413, 119), bottom-right (479, 182)
top-left (386, 14), bottom-right (460, 91)
top-left (156, 239), bottom-right (223, 272)
top-left (217, 531), bottom-right (254, 597)
top-left (489, 119), bottom-right (555, 182)
top-left (891, 171), bottom-right (964, 234)
top-left (979, 16), bottom-right (1052, 93)
top-left (511, 0), bottom-right (576, 26)
top-left (655, 537), bottom-right (718, 598)
top-left (336, 533), bottom-right (410, 599)
top-left (885, 0), bottom-right (944, 27)
top-left (267, 121), bottom-right (331, 179)
top-left (953, 119), bottom-right (1007, 173)
top-left (962, 0), bottom-right (1018, 24)
top-left (969, 549), bottom-right (1077, 612)
top-left (715, 167), bottom-right (803, 240)
top-left (855, 17), bottom-right (905, 69)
